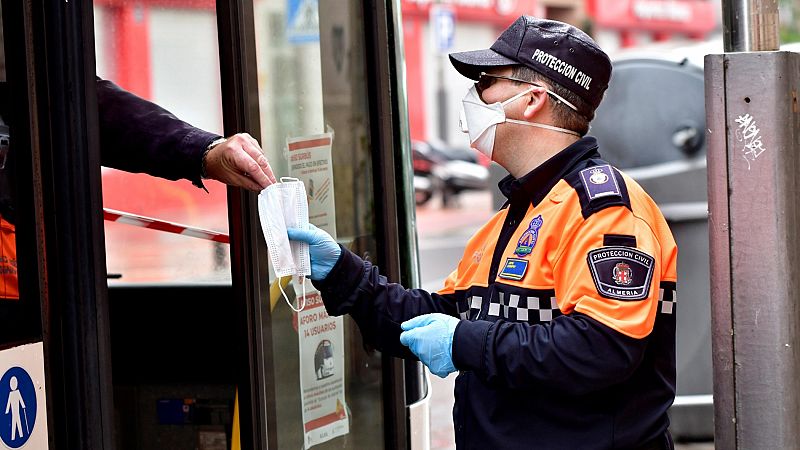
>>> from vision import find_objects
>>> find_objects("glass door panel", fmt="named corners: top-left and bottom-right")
top-left (252, 1), bottom-right (384, 448)
top-left (93, 0), bottom-right (230, 284)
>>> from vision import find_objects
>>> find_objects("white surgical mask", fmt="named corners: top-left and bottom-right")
top-left (258, 177), bottom-right (311, 312)
top-left (459, 85), bottom-right (580, 158)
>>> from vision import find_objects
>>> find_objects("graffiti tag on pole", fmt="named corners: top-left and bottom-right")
top-left (734, 113), bottom-right (767, 170)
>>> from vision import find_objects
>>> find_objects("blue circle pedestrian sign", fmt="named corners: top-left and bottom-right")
top-left (0, 367), bottom-right (37, 448)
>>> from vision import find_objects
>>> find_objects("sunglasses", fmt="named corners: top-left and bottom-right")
top-left (475, 72), bottom-right (578, 112)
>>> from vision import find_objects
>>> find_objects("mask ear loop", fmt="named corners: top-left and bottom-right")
top-left (278, 275), bottom-right (307, 312)
top-left (499, 86), bottom-right (537, 106)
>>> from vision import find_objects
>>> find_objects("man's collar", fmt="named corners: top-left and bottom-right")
top-left (498, 136), bottom-right (600, 206)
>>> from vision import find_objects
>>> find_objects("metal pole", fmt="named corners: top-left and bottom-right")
top-left (708, 1), bottom-right (800, 449)
top-left (722, 0), bottom-right (780, 52)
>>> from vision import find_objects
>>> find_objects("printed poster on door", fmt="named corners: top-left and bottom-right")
top-left (0, 342), bottom-right (48, 450)
top-left (287, 131), bottom-right (337, 238)
top-left (297, 291), bottom-right (348, 448)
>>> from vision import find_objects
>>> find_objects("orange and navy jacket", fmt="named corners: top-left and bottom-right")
top-left (0, 216), bottom-right (18, 300)
top-left (315, 137), bottom-right (678, 449)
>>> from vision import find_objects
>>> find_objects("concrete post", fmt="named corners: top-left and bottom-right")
top-left (707, 2), bottom-right (800, 448)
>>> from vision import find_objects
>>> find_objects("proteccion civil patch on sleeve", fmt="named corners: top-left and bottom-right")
top-left (586, 246), bottom-right (655, 301)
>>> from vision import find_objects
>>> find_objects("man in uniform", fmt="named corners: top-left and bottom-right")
top-left (288, 16), bottom-right (677, 449)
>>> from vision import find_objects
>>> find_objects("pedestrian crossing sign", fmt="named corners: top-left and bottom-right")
top-left (286, 0), bottom-right (320, 44)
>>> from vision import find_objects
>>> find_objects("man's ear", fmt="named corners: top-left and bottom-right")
top-left (522, 87), bottom-right (548, 120)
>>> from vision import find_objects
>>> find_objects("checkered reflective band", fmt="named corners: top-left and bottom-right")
top-left (487, 291), bottom-right (562, 324)
top-left (457, 294), bottom-right (484, 320)
top-left (658, 282), bottom-right (677, 315)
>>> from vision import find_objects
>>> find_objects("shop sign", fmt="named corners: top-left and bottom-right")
top-left (407, 0), bottom-right (493, 8)
top-left (632, 0), bottom-right (692, 22)
top-left (593, 0), bottom-right (716, 33)
top-left (403, 0), bottom-right (528, 18)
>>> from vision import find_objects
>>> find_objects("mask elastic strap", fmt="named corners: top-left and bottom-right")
top-left (500, 85), bottom-right (578, 112)
top-left (506, 119), bottom-right (581, 137)
top-left (499, 86), bottom-right (536, 106)
top-left (543, 89), bottom-right (578, 112)
top-left (299, 277), bottom-right (307, 310)
top-left (278, 276), bottom-right (307, 312)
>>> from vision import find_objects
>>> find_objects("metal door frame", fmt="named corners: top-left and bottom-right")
top-left (2, 0), bottom-right (423, 448)
top-left (218, 0), bottom-right (423, 448)
top-left (2, 1), bottom-right (114, 449)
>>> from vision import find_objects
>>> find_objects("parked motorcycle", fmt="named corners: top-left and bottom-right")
top-left (412, 140), bottom-right (489, 207)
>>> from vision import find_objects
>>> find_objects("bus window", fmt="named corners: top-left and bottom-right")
top-left (93, 0), bottom-right (230, 284)
top-left (0, 9), bottom-right (12, 302)
top-left (0, 3), bottom-right (4, 81)
top-left (253, 1), bottom-right (385, 447)
top-left (0, 4), bottom-right (31, 343)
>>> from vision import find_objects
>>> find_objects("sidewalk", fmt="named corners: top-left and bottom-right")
top-left (415, 191), bottom-right (495, 238)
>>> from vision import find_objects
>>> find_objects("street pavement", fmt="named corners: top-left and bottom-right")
top-left (414, 190), bottom-right (714, 450)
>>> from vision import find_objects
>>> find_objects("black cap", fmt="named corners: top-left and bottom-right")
top-left (449, 16), bottom-right (612, 113)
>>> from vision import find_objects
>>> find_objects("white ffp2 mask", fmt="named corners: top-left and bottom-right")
top-left (258, 177), bottom-right (311, 311)
top-left (459, 85), bottom-right (580, 159)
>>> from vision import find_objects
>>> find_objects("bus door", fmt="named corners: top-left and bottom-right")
top-left (2, 0), bottom-right (426, 449)
top-left (2, 0), bottom-right (117, 448)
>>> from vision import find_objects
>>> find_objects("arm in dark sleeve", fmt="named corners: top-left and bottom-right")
top-left (96, 78), bottom-right (221, 188)
top-left (451, 313), bottom-right (647, 395)
top-left (313, 245), bottom-right (460, 359)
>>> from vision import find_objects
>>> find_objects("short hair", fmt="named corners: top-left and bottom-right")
top-left (511, 65), bottom-right (592, 136)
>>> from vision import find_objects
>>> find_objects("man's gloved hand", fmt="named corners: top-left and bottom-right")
top-left (400, 313), bottom-right (460, 378)
top-left (287, 224), bottom-right (342, 281)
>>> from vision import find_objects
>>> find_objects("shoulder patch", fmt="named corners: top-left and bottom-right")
top-left (586, 246), bottom-right (655, 301)
top-left (566, 163), bottom-right (631, 219)
top-left (579, 165), bottom-right (620, 200)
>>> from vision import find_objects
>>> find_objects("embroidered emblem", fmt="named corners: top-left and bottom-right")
top-left (514, 215), bottom-right (543, 257)
top-left (472, 249), bottom-right (483, 264)
top-left (498, 258), bottom-right (529, 281)
top-left (612, 262), bottom-right (633, 285)
top-left (587, 246), bottom-right (655, 301)
top-left (589, 168), bottom-right (609, 185)
top-left (579, 165), bottom-right (620, 201)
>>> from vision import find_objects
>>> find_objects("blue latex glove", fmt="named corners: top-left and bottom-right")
top-left (287, 224), bottom-right (342, 281)
top-left (400, 313), bottom-right (460, 378)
